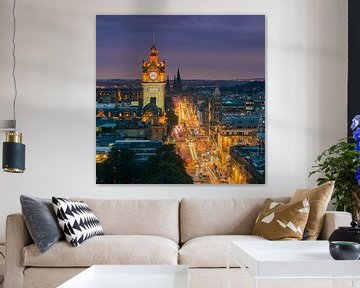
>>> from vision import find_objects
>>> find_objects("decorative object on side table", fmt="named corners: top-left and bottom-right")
top-left (309, 114), bottom-right (360, 222)
top-left (329, 241), bottom-right (360, 260)
top-left (329, 220), bottom-right (360, 244)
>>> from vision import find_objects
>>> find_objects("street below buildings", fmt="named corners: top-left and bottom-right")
top-left (171, 97), bottom-right (222, 184)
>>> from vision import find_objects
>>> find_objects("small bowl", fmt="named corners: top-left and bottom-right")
top-left (329, 241), bottom-right (360, 260)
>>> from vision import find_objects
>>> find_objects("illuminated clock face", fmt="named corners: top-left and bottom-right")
top-left (149, 72), bottom-right (157, 80)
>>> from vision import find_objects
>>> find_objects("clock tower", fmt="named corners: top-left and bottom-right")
top-left (141, 42), bottom-right (166, 111)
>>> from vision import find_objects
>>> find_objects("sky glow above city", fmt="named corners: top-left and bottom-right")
top-left (96, 15), bottom-right (265, 80)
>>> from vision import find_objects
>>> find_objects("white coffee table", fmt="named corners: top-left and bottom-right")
top-left (58, 265), bottom-right (189, 288)
top-left (228, 241), bottom-right (360, 288)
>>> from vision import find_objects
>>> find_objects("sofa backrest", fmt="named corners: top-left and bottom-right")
top-left (73, 198), bottom-right (180, 243)
top-left (180, 198), bottom-right (289, 243)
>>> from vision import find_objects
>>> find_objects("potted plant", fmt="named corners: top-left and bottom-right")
top-left (309, 115), bottom-right (360, 222)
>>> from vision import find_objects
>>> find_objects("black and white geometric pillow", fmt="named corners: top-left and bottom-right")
top-left (52, 197), bottom-right (104, 247)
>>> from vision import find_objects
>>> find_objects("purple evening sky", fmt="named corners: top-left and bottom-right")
top-left (96, 15), bottom-right (265, 80)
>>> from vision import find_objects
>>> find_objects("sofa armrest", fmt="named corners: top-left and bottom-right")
top-left (4, 213), bottom-right (32, 288)
top-left (318, 211), bottom-right (352, 240)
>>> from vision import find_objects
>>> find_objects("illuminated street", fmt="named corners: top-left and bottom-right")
top-left (172, 98), bottom-right (222, 184)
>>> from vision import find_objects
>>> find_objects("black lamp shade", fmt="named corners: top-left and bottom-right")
top-left (2, 141), bottom-right (25, 173)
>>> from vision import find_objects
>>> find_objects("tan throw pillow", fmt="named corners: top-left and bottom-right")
top-left (289, 181), bottom-right (334, 240)
top-left (252, 198), bottom-right (310, 240)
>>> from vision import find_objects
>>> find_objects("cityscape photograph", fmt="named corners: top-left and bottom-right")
top-left (96, 15), bottom-right (265, 184)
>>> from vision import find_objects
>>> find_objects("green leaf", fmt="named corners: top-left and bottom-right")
top-left (309, 139), bottom-right (360, 217)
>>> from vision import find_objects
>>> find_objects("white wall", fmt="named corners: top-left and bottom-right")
top-left (0, 0), bottom-right (348, 242)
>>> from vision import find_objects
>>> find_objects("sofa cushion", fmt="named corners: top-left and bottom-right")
top-left (290, 181), bottom-right (334, 240)
top-left (52, 197), bottom-right (104, 247)
top-left (179, 235), bottom-right (267, 268)
top-left (180, 198), bottom-right (289, 243)
top-left (72, 199), bottom-right (179, 243)
top-left (252, 198), bottom-right (310, 240)
top-left (23, 235), bottom-right (178, 267)
top-left (20, 195), bottom-right (64, 253)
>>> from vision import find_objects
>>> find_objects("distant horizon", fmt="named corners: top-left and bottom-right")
top-left (96, 15), bottom-right (265, 80)
top-left (96, 77), bottom-right (265, 82)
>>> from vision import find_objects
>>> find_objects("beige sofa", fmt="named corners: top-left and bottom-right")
top-left (4, 198), bottom-right (352, 288)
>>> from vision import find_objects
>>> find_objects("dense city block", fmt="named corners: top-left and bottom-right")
top-left (96, 44), bottom-right (265, 184)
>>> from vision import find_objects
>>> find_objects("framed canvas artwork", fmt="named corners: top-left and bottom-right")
top-left (96, 15), bottom-right (265, 184)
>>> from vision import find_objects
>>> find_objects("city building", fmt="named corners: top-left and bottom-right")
top-left (114, 139), bottom-right (163, 162)
top-left (209, 87), bottom-right (222, 141)
top-left (96, 103), bottom-right (140, 121)
top-left (229, 145), bottom-right (265, 184)
top-left (196, 100), bottom-right (210, 135)
top-left (173, 68), bottom-right (183, 94)
top-left (165, 75), bottom-right (171, 95)
top-left (221, 97), bottom-right (245, 115)
top-left (210, 87), bottom-right (221, 125)
top-left (217, 115), bottom-right (259, 171)
top-left (141, 101), bottom-right (167, 140)
top-left (141, 43), bottom-right (166, 111)
top-left (96, 41), bottom-right (170, 161)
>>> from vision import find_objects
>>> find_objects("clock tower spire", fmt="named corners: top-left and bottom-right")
top-left (141, 38), bottom-right (166, 111)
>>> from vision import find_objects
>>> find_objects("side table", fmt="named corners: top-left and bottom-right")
top-left (227, 240), bottom-right (360, 288)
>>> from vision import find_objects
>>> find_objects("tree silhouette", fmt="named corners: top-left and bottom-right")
top-left (96, 147), bottom-right (139, 184)
top-left (97, 144), bottom-right (193, 184)
top-left (141, 145), bottom-right (193, 184)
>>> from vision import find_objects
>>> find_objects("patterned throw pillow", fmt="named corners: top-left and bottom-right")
top-left (289, 181), bottom-right (334, 240)
top-left (52, 197), bottom-right (104, 247)
top-left (252, 198), bottom-right (310, 240)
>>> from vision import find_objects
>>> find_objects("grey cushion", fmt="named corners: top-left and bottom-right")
top-left (20, 195), bottom-right (64, 253)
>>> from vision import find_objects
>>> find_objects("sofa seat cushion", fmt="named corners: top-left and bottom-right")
top-left (23, 235), bottom-right (179, 267)
top-left (179, 235), bottom-right (267, 268)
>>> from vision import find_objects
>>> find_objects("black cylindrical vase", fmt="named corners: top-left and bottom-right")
top-left (2, 131), bottom-right (25, 173)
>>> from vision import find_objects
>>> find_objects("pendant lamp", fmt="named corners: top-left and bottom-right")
top-left (1, 0), bottom-right (26, 173)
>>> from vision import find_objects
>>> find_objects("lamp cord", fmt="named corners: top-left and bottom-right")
top-left (12, 0), bottom-right (18, 129)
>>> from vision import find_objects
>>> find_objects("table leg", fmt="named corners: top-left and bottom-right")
top-left (352, 279), bottom-right (360, 288)
top-left (226, 251), bottom-right (230, 288)
top-left (252, 278), bottom-right (258, 288)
